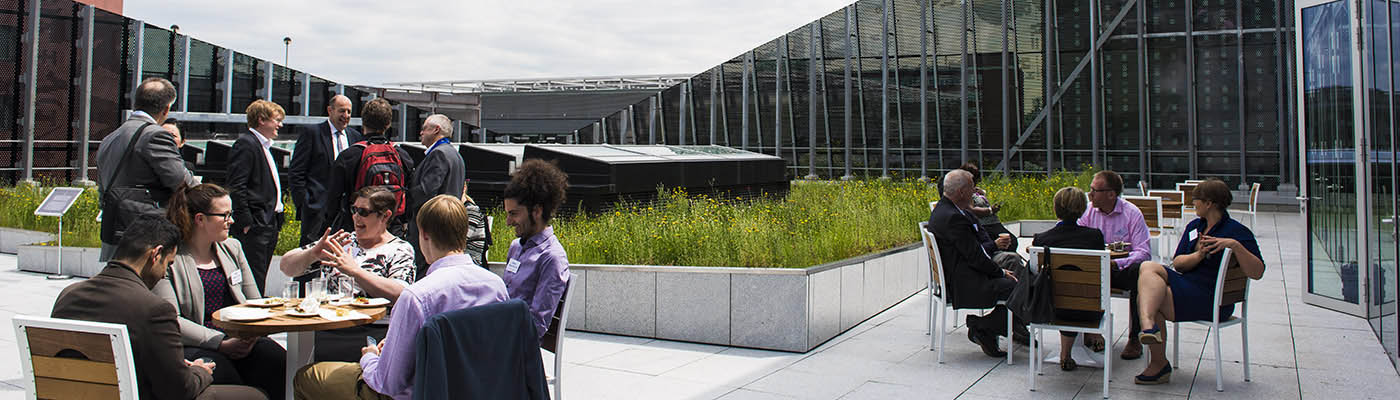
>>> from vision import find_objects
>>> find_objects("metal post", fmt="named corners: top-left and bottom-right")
top-left (1045, 0), bottom-right (1056, 175)
top-left (221, 48), bottom-right (233, 113)
top-left (1137, 0), bottom-right (1147, 186)
top-left (1184, 0), bottom-right (1197, 178)
top-left (452, 120), bottom-right (464, 142)
top-left (932, 0), bottom-right (946, 175)
top-left (395, 103), bottom-right (407, 142)
top-left (593, 122), bottom-right (601, 144)
top-left (959, 0), bottom-right (969, 164)
top-left (1089, 0), bottom-right (1100, 168)
top-left (1236, 0), bottom-right (1247, 188)
top-left (624, 105), bottom-right (634, 144)
top-left (648, 95), bottom-right (657, 145)
top-left (262, 60), bottom-right (273, 101)
top-left (179, 34), bottom-right (189, 112)
top-left (76, 4), bottom-right (95, 185)
top-left (300, 72), bottom-right (311, 116)
top-left (880, 0), bottom-right (890, 178)
top-left (1001, 0), bottom-right (1010, 175)
top-left (807, 22), bottom-right (819, 180)
top-left (842, 5), bottom-right (854, 180)
top-left (741, 51), bottom-right (751, 150)
top-left (19, 0), bottom-right (41, 183)
top-left (131, 19), bottom-right (145, 106)
top-left (679, 80), bottom-right (688, 145)
top-left (920, 0), bottom-right (929, 180)
top-left (710, 70), bottom-right (717, 145)
top-left (776, 36), bottom-right (785, 160)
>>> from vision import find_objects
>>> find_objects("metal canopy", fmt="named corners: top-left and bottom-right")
top-left (384, 74), bottom-right (694, 93)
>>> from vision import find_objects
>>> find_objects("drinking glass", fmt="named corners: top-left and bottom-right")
top-left (280, 278), bottom-right (300, 300)
top-left (308, 277), bottom-right (327, 302)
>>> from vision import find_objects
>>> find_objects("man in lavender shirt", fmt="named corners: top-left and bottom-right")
top-left (502, 159), bottom-right (571, 340)
top-left (293, 195), bottom-right (509, 400)
top-left (1077, 170), bottom-right (1148, 360)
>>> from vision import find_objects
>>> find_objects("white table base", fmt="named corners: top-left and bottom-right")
top-left (286, 331), bottom-right (315, 400)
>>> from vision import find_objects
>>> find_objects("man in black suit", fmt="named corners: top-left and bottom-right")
top-left (927, 169), bottom-right (1025, 357)
top-left (52, 215), bottom-right (266, 400)
top-left (407, 114), bottom-right (466, 270)
top-left (227, 100), bottom-right (287, 294)
top-left (289, 95), bottom-right (362, 246)
top-left (326, 98), bottom-right (414, 237)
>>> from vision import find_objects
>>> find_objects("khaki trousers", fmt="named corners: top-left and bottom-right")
top-left (293, 362), bottom-right (391, 400)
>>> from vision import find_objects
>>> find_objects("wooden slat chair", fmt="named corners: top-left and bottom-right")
top-left (539, 272), bottom-right (577, 400)
top-left (1176, 182), bottom-right (1199, 214)
top-left (1233, 183), bottom-right (1261, 229)
top-left (1025, 247), bottom-right (1114, 398)
top-left (1123, 195), bottom-right (1168, 262)
top-left (920, 222), bottom-right (1014, 365)
top-left (1171, 248), bottom-right (1252, 392)
top-left (11, 316), bottom-right (138, 400)
top-left (1148, 190), bottom-right (1186, 246)
top-left (1137, 180), bottom-right (1149, 196)
top-left (1184, 179), bottom-right (1205, 184)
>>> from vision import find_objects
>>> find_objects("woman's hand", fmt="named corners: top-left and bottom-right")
top-left (1199, 235), bottom-right (1240, 255)
top-left (319, 239), bottom-right (361, 277)
top-left (217, 337), bottom-right (255, 360)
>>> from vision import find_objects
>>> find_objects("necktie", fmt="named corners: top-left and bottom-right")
top-left (334, 131), bottom-right (345, 154)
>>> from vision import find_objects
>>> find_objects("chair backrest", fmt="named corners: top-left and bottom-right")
top-left (11, 316), bottom-right (138, 400)
top-left (540, 272), bottom-right (576, 354)
top-left (1123, 195), bottom-right (1163, 231)
top-left (1138, 180), bottom-right (1149, 195)
top-left (1027, 247), bottom-right (1112, 313)
top-left (1248, 183), bottom-right (1261, 212)
top-left (1212, 248), bottom-right (1249, 310)
top-left (919, 221), bottom-right (948, 299)
top-left (1184, 179), bottom-right (1204, 184)
top-left (1149, 190), bottom-right (1185, 219)
top-left (1176, 183), bottom-right (1198, 209)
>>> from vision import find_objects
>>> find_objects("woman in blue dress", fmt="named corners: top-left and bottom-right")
top-left (1132, 178), bottom-right (1267, 385)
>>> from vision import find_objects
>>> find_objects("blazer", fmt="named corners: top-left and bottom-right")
top-left (96, 114), bottom-right (197, 242)
top-left (412, 299), bottom-right (550, 400)
top-left (152, 238), bottom-right (262, 350)
top-left (408, 141), bottom-right (465, 217)
top-left (927, 197), bottom-right (1006, 309)
top-left (1030, 223), bottom-right (1107, 252)
top-left (289, 121), bottom-right (362, 219)
top-left (51, 262), bottom-right (214, 400)
top-left (226, 130), bottom-right (281, 232)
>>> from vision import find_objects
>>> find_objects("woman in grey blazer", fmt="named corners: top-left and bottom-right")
top-left (154, 183), bottom-right (286, 399)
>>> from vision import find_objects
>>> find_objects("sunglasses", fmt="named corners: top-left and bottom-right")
top-left (350, 206), bottom-right (383, 217)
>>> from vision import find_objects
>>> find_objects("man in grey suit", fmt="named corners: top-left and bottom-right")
top-left (96, 77), bottom-right (197, 261)
top-left (407, 114), bottom-right (465, 271)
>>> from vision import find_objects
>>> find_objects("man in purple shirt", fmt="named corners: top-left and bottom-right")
top-left (502, 159), bottom-right (571, 340)
top-left (1076, 170), bottom-right (1148, 360)
top-left (294, 195), bottom-right (509, 400)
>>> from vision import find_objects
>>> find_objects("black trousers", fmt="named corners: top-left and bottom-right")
top-left (234, 214), bottom-right (284, 294)
top-left (183, 337), bottom-right (286, 400)
top-left (1110, 261), bottom-right (1143, 341)
top-left (964, 277), bottom-right (1028, 337)
top-left (314, 324), bottom-right (390, 363)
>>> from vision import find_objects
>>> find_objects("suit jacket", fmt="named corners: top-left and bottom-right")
top-left (152, 238), bottom-right (262, 350)
top-left (412, 299), bottom-right (550, 400)
top-left (927, 197), bottom-right (1006, 309)
top-left (1030, 223), bottom-right (1106, 252)
top-left (325, 135), bottom-right (415, 233)
top-left (96, 114), bottom-right (197, 242)
top-left (51, 262), bottom-right (214, 400)
top-left (289, 121), bottom-right (362, 220)
top-left (408, 141), bottom-right (465, 217)
top-left (226, 130), bottom-right (281, 232)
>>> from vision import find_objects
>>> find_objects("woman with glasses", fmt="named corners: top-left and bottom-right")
top-left (280, 185), bottom-right (416, 362)
top-left (154, 183), bottom-right (287, 399)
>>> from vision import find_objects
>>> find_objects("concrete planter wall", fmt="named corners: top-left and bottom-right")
top-left (17, 244), bottom-right (102, 277)
top-left (1, 228), bottom-right (55, 254)
top-left (489, 243), bottom-right (928, 353)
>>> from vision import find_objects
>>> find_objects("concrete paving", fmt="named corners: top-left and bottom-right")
top-left (1, 211), bottom-right (1397, 399)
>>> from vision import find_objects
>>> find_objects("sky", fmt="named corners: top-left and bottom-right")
top-left (122, 0), bottom-right (855, 86)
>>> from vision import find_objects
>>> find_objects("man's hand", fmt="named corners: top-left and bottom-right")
top-left (1003, 268), bottom-right (1018, 282)
top-left (185, 359), bottom-right (215, 375)
top-left (217, 337), bottom-right (255, 360)
top-left (995, 235), bottom-right (1013, 250)
top-left (361, 340), bottom-right (385, 356)
top-left (242, 226), bottom-right (250, 234)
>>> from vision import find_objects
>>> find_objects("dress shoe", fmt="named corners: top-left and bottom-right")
top-left (969, 327), bottom-right (1007, 358)
top-left (1120, 339), bottom-right (1143, 360)
top-left (1134, 362), bottom-right (1172, 385)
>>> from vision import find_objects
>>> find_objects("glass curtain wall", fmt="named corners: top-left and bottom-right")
top-left (583, 0), bottom-right (1296, 192)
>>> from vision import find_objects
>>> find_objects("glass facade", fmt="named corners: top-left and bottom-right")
top-left (581, 0), bottom-right (1298, 192)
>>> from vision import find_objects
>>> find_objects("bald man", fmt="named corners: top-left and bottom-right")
top-left (290, 94), bottom-right (364, 246)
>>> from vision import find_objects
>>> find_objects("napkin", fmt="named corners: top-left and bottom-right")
top-left (318, 308), bottom-right (370, 322)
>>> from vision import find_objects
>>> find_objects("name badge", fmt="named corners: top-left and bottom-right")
top-left (229, 269), bottom-right (243, 285)
top-left (1187, 229), bottom-right (1199, 243)
top-left (506, 259), bottom-right (521, 274)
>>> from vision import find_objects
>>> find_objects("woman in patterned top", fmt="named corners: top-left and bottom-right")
top-left (154, 183), bottom-right (287, 398)
top-left (280, 185), bottom-right (416, 362)
top-left (281, 186), bottom-right (416, 301)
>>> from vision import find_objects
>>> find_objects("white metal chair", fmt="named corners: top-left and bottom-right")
top-left (1233, 183), bottom-right (1261, 229)
top-left (12, 315), bottom-right (139, 400)
top-left (541, 272), bottom-right (577, 400)
top-left (1176, 182), bottom-right (1199, 215)
top-left (1137, 180), bottom-right (1149, 196)
top-left (920, 222), bottom-right (1014, 365)
top-left (1171, 247), bottom-right (1252, 392)
top-left (1148, 189), bottom-right (1186, 247)
top-left (1025, 247), bottom-right (1114, 398)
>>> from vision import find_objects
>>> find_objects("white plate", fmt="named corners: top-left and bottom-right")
top-left (243, 298), bottom-right (287, 308)
top-left (221, 307), bottom-right (271, 322)
top-left (349, 298), bottom-right (390, 308)
top-left (283, 308), bottom-right (319, 318)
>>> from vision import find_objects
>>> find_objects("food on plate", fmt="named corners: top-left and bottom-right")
top-left (354, 297), bottom-right (370, 304)
top-left (336, 309), bottom-right (348, 317)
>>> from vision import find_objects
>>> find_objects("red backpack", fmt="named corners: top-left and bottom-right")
top-left (352, 141), bottom-right (408, 216)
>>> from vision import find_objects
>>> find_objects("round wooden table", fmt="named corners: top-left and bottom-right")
top-left (1110, 250), bottom-right (1131, 259)
top-left (212, 300), bottom-right (388, 400)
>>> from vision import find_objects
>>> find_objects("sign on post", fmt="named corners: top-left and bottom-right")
top-left (34, 187), bottom-right (84, 217)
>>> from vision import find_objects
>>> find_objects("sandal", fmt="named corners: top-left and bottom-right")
top-left (1060, 357), bottom-right (1078, 371)
top-left (1138, 327), bottom-right (1166, 345)
top-left (1085, 334), bottom-right (1106, 352)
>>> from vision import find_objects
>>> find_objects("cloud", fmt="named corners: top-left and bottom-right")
top-left (123, 0), bottom-right (854, 85)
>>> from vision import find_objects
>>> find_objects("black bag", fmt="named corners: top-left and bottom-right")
top-left (1006, 247), bottom-right (1057, 324)
top-left (99, 123), bottom-right (166, 244)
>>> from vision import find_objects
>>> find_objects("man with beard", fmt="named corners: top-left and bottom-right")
top-left (501, 159), bottom-right (571, 341)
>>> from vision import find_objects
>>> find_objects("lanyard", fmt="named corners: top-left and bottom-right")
top-left (426, 137), bottom-right (451, 155)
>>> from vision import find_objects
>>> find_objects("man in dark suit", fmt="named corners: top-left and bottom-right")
top-left (51, 215), bottom-right (266, 400)
top-left (96, 77), bottom-right (197, 262)
top-left (289, 95), bottom-right (362, 246)
top-left (927, 169), bottom-right (1024, 357)
top-left (227, 100), bottom-right (287, 294)
top-left (326, 98), bottom-right (414, 237)
top-left (407, 114), bottom-right (466, 270)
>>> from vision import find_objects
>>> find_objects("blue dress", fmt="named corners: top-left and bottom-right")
top-left (1168, 214), bottom-right (1262, 322)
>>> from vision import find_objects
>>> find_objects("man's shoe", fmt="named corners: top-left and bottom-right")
top-left (971, 327), bottom-right (1006, 358)
top-left (1012, 331), bottom-right (1030, 346)
top-left (1120, 339), bottom-right (1143, 360)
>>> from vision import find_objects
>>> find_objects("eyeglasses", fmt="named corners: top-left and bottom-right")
top-left (202, 211), bottom-right (233, 220)
top-left (1090, 188), bottom-right (1115, 194)
top-left (350, 206), bottom-right (382, 217)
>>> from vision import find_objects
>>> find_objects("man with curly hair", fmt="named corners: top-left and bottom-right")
top-left (502, 159), bottom-right (571, 340)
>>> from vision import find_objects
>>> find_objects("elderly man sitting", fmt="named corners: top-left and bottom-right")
top-left (926, 169), bottom-right (1028, 357)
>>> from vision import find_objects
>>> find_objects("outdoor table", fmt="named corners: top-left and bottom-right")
top-left (212, 301), bottom-right (387, 400)
top-left (1110, 249), bottom-right (1130, 259)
